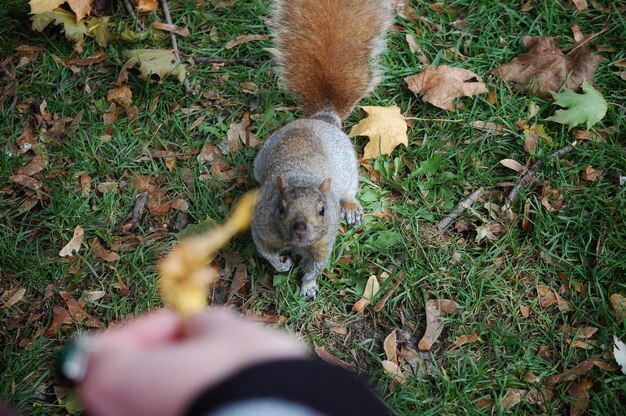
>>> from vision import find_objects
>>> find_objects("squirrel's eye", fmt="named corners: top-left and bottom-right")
top-left (318, 207), bottom-right (325, 216)
top-left (279, 204), bottom-right (285, 214)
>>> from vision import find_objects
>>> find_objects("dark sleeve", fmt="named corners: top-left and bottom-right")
top-left (184, 359), bottom-right (391, 416)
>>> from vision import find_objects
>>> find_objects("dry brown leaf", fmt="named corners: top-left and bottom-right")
top-left (501, 389), bottom-right (527, 410)
top-left (29, 0), bottom-right (66, 14)
top-left (226, 263), bottom-right (248, 305)
top-left (314, 346), bottom-right (357, 373)
top-left (97, 181), bottom-right (118, 193)
top-left (541, 186), bottom-right (565, 212)
top-left (581, 165), bottom-right (603, 182)
top-left (67, 0), bottom-right (91, 21)
top-left (475, 398), bottom-right (495, 409)
top-left (107, 86), bottom-right (132, 110)
top-left (381, 360), bottom-right (408, 384)
top-left (136, 0), bottom-right (158, 13)
top-left (490, 36), bottom-right (602, 98)
top-left (520, 305), bottom-right (530, 317)
top-left (405, 65), bottom-right (488, 111)
top-left (472, 121), bottom-right (506, 136)
top-left (243, 310), bottom-right (288, 325)
top-left (45, 306), bottom-right (72, 337)
top-left (568, 379), bottom-right (592, 416)
top-left (556, 292), bottom-right (572, 312)
top-left (572, 0), bottom-right (588, 11)
top-left (225, 34), bottom-right (268, 49)
top-left (610, 294), bottom-right (626, 322)
top-left (351, 274), bottom-right (380, 312)
top-left (383, 330), bottom-right (397, 363)
top-left (15, 154), bottom-right (48, 177)
top-left (348, 105), bottom-right (408, 160)
top-left (16, 128), bottom-right (36, 154)
top-left (538, 285), bottom-right (558, 307)
top-left (2, 288), bottom-right (26, 309)
top-left (158, 191), bottom-right (257, 316)
top-left (500, 158), bottom-right (524, 172)
top-left (82, 290), bottom-right (106, 303)
top-left (575, 327), bottom-right (598, 339)
top-left (89, 238), bottom-right (120, 262)
top-left (65, 50), bottom-right (107, 66)
top-left (418, 299), bottom-right (444, 350)
top-left (524, 371), bottom-right (540, 383)
top-left (405, 34), bottom-right (431, 65)
top-left (453, 332), bottom-right (480, 347)
top-left (153, 22), bottom-right (190, 37)
top-left (59, 291), bottom-right (104, 328)
top-left (546, 355), bottom-right (598, 385)
top-left (59, 225), bottom-right (84, 257)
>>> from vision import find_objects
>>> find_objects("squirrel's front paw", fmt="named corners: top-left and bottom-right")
top-left (271, 255), bottom-right (293, 273)
top-left (340, 199), bottom-right (364, 227)
top-left (300, 281), bottom-right (319, 299)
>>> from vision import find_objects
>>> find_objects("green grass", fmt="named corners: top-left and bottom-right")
top-left (1, 0), bottom-right (625, 415)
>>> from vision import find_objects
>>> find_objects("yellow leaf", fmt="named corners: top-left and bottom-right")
top-left (158, 191), bottom-right (258, 317)
top-left (86, 16), bottom-right (114, 47)
top-left (349, 105), bottom-right (408, 160)
top-left (405, 65), bottom-right (488, 111)
top-left (29, 0), bottom-right (66, 14)
top-left (121, 49), bottom-right (187, 84)
top-left (136, 0), bottom-right (158, 13)
top-left (32, 9), bottom-right (88, 52)
top-left (67, 0), bottom-right (91, 21)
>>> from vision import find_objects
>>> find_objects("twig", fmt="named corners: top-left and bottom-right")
top-left (505, 143), bottom-right (577, 206)
top-left (122, 0), bottom-right (137, 20)
top-left (566, 28), bottom-right (608, 56)
top-left (192, 57), bottom-right (261, 68)
top-left (404, 117), bottom-right (464, 123)
top-left (161, 0), bottom-right (193, 95)
top-left (437, 187), bottom-right (485, 232)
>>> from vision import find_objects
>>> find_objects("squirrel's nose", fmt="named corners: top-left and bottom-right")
top-left (293, 221), bottom-right (307, 237)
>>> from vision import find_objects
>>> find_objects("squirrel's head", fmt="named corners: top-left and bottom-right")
top-left (275, 176), bottom-right (333, 248)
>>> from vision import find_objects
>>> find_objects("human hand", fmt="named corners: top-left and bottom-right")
top-left (77, 308), bottom-right (307, 416)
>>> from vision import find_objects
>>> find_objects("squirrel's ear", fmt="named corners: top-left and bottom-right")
top-left (319, 177), bottom-right (332, 197)
top-left (277, 176), bottom-right (289, 193)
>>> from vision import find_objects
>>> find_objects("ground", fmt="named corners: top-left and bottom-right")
top-left (1, 0), bottom-right (625, 415)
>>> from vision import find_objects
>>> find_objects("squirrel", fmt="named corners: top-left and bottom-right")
top-left (251, 0), bottom-right (393, 298)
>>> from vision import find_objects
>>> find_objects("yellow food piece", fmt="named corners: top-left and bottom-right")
top-left (158, 191), bottom-right (258, 316)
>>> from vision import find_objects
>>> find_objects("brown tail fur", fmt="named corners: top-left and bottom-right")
top-left (272, 0), bottom-right (393, 120)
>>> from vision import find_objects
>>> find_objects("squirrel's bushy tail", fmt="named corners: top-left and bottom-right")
top-left (272, 0), bottom-right (393, 120)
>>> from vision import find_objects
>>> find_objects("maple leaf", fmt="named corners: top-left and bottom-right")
top-left (67, 0), bottom-right (92, 21)
top-left (32, 9), bottom-right (89, 52)
top-left (546, 80), bottom-right (607, 130)
top-left (348, 105), bottom-right (408, 160)
top-left (86, 16), bottom-right (114, 47)
top-left (121, 49), bottom-right (187, 84)
top-left (490, 36), bottom-right (602, 98)
top-left (404, 65), bottom-right (488, 111)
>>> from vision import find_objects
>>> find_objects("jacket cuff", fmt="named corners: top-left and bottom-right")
top-left (185, 358), bottom-right (390, 416)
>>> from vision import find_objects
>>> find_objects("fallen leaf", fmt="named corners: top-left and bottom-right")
top-left (45, 306), bottom-right (72, 337)
top-left (153, 22), bottom-right (189, 37)
top-left (225, 34), bottom-right (268, 49)
top-left (15, 154), bottom-right (48, 177)
top-left (572, 0), bottom-right (588, 11)
top-left (556, 292), bottom-right (572, 312)
top-left (32, 9), bottom-right (89, 52)
top-left (136, 0), bottom-right (158, 13)
top-left (16, 128), bottom-right (36, 154)
top-left (226, 264), bottom-right (248, 305)
top-left (243, 310), bottom-right (288, 325)
top-left (520, 305), bottom-right (530, 317)
top-left (80, 175), bottom-right (92, 195)
top-left (490, 36), bottom-right (602, 98)
top-left (2, 288), bottom-right (26, 309)
top-left (568, 379), bottom-right (592, 416)
top-left (82, 290), bottom-right (106, 303)
top-left (546, 80), bottom-right (607, 130)
top-left (348, 105), bottom-right (408, 160)
top-left (59, 225), bottom-right (84, 257)
top-left (59, 291), bottom-right (105, 328)
top-left (614, 336), bottom-right (626, 375)
top-left (475, 398), bottom-right (495, 409)
top-left (418, 299), bottom-right (446, 350)
top-left (107, 86), bottom-right (132, 110)
top-left (538, 285), bottom-right (558, 307)
top-left (351, 275), bottom-right (380, 312)
top-left (405, 34), bottom-right (430, 65)
top-left (501, 388), bottom-right (527, 410)
top-left (89, 238), bottom-right (120, 262)
top-left (524, 371), bottom-right (540, 383)
top-left (314, 346), bottom-right (357, 373)
top-left (29, 0), bottom-right (66, 14)
top-left (67, 0), bottom-right (91, 21)
top-left (96, 181), bottom-right (118, 193)
top-left (381, 360), bottom-right (408, 384)
top-left (453, 332), bottom-right (480, 347)
top-left (541, 186), bottom-right (565, 212)
top-left (546, 355), bottom-right (598, 385)
top-left (472, 121), bottom-right (506, 136)
top-left (575, 327), bottom-right (598, 339)
top-left (405, 65), bottom-right (488, 110)
top-left (121, 49), bottom-right (186, 84)
top-left (500, 158), bottom-right (524, 172)
top-left (383, 330), bottom-right (397, 363)
top-left (610, 294), bottom-right (626, 322)
top-left (581, 165), bottom-right (603, 182)
top-left (65, 50), bottom-right (107, 65)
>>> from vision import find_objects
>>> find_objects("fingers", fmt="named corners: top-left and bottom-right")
top-left (181, 307), bottom-right (241, 338)
top-left (95, 309), bottom-right (182, 348)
